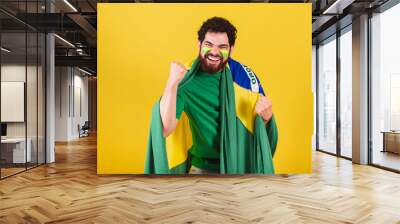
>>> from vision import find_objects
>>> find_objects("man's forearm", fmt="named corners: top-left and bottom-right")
top-left (160, 82), bottom-right (178, 137)
top-left (160, 61), bottom-right (187, 137)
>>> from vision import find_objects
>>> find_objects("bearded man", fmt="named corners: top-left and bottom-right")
top-left (145, 17), bottom-right (278, 174)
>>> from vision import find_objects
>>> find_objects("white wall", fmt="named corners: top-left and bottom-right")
top-left (55, 67), bottom-right (89, 141)
top-left (72, 73), bottom-right (89, 138)
top-left (55, 66), bottom-right (69, 141)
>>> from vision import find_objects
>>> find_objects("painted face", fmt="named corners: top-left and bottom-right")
top-left (199, 32), bottom-right (232, 73)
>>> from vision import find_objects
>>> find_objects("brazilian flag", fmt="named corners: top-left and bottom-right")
top-left (145, 58), bottom-right (278, 174)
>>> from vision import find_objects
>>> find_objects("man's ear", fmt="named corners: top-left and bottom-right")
top-left (198, 41), bottom-right (201, 48)
top-left (230, 46), bottom-right (234, 54)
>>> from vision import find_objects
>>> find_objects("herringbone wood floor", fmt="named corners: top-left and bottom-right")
top-left (1, 134), bottom-right (400, 224)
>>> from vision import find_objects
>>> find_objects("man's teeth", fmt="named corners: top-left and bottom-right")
top-left (207, 55), bottom-right (220, 61)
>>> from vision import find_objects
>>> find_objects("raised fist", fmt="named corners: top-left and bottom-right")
top-left (255, 96), bottom-right (273, 123)
top-left (168, 61), bottom-right (187, 86)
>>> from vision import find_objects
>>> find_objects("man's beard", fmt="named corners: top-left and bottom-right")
top-left (199, 52), bottom-right (229, 74)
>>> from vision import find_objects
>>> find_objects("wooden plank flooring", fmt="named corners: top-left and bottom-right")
top-left (1, 134), bottom-right (400, 223)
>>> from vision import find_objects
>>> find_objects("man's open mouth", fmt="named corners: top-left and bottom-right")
top-left (206, 54), bottom-right (222, 63)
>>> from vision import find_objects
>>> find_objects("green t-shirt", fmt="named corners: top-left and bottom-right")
top-left (176, 70), bottom-right (222, 171)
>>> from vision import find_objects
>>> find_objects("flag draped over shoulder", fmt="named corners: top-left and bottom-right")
top-left (145, 58), bottom-right (278, 174)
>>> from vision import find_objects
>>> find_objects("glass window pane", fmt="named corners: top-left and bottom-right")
top-left (340, 28), bottom-right (352, 158)
top-left (1, 30), bottom-right (27, 177)
top-left (0, 1), bottom-right (46, 179)
top-left (371, 3), bottom-right (400, 171)
top-left (27, 31), bottom-right (38, 169)
top-left (26, 0), bottom-right (39, 170)
top-left (38, 32), bottom-right (45, 165)
top-left (318, 36), bottom-right (337, 154)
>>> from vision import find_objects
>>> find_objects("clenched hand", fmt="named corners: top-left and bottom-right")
top-left (255, 96), bottom-right (273, 123)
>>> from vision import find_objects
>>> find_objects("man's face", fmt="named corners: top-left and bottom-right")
top-left (199, 32), bottom-right (232, 73)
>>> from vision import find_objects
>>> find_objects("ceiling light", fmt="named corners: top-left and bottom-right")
top-left (1, 47), bottom-right (11, 53)
top-left (322, 0), bottom-right (354, 15)
top-left (78, 67), bottom-right (93, 76)
top-left (63, 0), bottom-right (78, 12)
top-left (54, 34), bottom-right (75, 48)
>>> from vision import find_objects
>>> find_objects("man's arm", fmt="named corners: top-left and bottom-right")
top-left (160, 62), bottom-right (187, 137)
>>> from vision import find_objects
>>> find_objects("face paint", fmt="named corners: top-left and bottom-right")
top-left (220, 49), bottom-right (229, 61)
top-left (201, 47), bottom-right (212, 56)
top-left (201, 46), bottom-right (229, 61)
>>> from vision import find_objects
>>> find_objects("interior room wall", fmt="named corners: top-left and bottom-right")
top-left (97, 4), bottom-right (313, 174)
top-left (55, 66), bottom-right (70, 141)
top-left (88, 77), bottom-right (97, 132)
top-left (55, 66), bottom-right (89, 141)
top-left (73, 71), bottom-right (89, 137)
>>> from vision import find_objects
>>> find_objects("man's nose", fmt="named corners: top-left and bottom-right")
top-left (210, 47), bottom-right (220, 55)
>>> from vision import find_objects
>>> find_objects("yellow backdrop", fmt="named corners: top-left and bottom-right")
top-left (98, 3), bottom-right (312, 174)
